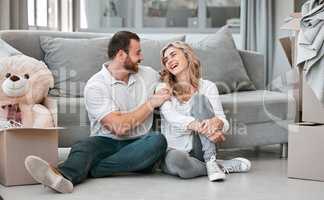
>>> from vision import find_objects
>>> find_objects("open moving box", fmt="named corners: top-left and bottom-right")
top-left (0, 98), bottom-right (62, 186)
top-left (281, 13), bottom-right (324, 182)
top-left (280, 13), bottom-right (324, 124)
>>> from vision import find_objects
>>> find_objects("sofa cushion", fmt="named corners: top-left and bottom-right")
top-left (186, 26), bottom-right (256, 94)
top-left (220, 122), bottom-right (289, 148)
top-left (141, 35), bottom-right (185, 71)
top-left (0, 39), bottom-right (22, 58)
top-left (40, 36), bottom-right (111, 97)
top-left (220, 90), bottom-right (296, 124)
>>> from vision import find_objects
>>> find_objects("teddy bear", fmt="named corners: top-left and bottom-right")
top-left (0, 55), bottom-right (54, 128)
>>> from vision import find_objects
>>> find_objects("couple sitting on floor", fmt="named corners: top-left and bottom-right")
top-left (24, 31), bottom-right (251, 194)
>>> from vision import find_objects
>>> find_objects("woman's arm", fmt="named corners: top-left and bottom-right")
top-left (160, 101), bottom-right (196, 131)
top-left (201, 81), bottom-right (230, 133)
top-left (156, 82), bottom-right (198, 133)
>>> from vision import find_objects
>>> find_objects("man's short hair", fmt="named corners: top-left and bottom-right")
top-left (108, 31), bottom-right (140, 59)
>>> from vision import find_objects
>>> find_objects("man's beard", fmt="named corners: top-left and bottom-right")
top-left (124, 56), bottom-right (139, 73)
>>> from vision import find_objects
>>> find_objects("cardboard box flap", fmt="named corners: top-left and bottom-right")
top-left (290, 12), bottom-right (302, 18)
top-left (279, 37), bottom-right (294, 67)
top-left (281, 12), bottom-right (302, 31)
top-left (0, 127), bottom-right (64, 132)
top-left (281, 18), bottom-right (301, 31)
top-left (280, 13), bottom-right (302, 31)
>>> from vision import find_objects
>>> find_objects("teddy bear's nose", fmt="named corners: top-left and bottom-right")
top-left (10, 75), bottom-right (20, 82)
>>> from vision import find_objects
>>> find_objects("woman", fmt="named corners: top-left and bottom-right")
top-left (157, 41), bottom-right (251, 181)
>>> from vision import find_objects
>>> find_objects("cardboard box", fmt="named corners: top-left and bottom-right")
top-left (0, 98), bottom-right (62, 186)
top-left (282, 13), bottom-right (324, 182)
top-left (288, 124), bottom-right (324, 181)
top-left (280, 12), bottom-right (324, 124)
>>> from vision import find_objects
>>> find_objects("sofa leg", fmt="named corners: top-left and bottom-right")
top-left (280, 143), bottom-right (288, 158)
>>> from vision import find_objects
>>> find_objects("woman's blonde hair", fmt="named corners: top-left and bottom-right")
top-left (160, 41), bottom-right (201, 97)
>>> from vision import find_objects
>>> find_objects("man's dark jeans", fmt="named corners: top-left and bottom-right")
top-left (58, 132), bottom-right (167, 185)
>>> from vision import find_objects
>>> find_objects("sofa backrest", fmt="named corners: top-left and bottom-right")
top-left (0, 30), bottom-right (265, 90)
top-left (0, 30), bottom-right (110, 61)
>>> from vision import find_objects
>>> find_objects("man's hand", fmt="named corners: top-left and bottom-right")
top-left (148, 88), bottom-right (171, 109)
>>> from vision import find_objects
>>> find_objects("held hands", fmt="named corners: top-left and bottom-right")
top-left (188, 117), bottom-right (226, 143)
top-left (199, 118), bottom-right (224, 135)
top-left (205, 130), bottom-right (226, 144)
top-left (148, 88), bottom-right (171, 109)
top-left (200, 118), bottom-right (225, 143)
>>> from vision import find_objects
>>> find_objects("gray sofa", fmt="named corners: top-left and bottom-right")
top-left (0, 30), bottom-right (295, 155)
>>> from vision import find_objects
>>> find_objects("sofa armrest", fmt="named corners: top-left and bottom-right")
top-left (238, 50), bottom-right (265, 90)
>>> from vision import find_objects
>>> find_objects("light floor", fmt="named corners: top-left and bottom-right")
top-left (1, 146), bottom-right (324, 200)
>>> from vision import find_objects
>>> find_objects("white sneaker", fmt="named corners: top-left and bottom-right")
top-left (222, 157), bottom-right (251, 174)
top-left (206, 155), bottom-right (226, 181)
top-left (24, 155), bottom-right (73, 193)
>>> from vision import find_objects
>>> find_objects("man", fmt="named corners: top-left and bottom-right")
top-left (24, 31), bottom-right (170, 193)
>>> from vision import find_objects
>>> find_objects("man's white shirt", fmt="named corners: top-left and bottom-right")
top-left (84, 63), bottom-right (159, 140)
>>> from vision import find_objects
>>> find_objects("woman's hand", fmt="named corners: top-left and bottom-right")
top-left (188, 117), bottom-right (226, 143)
top-left (187, 120), bottom-right (202, 132)
top-left (198, 117), bottom-right (224, 135)
top-left (206, 131), bottom-right (226, 143)
top-left (198, 117), bottom-right (225, 143)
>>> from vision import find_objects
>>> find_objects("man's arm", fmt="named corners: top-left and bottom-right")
top-left (101, 89), bottom-right (170, 136)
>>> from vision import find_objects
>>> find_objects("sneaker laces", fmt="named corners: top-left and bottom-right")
top-left (222, 159), bottom-right (242, 174)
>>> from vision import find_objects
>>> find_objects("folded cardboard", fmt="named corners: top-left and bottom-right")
top-left (0, 98), bottom-right (63, 186)
top-left (288, 124), bottom-right (324, 181)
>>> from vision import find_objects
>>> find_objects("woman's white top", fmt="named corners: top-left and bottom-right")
top-left (156, 79), bottom-right (229, 152)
